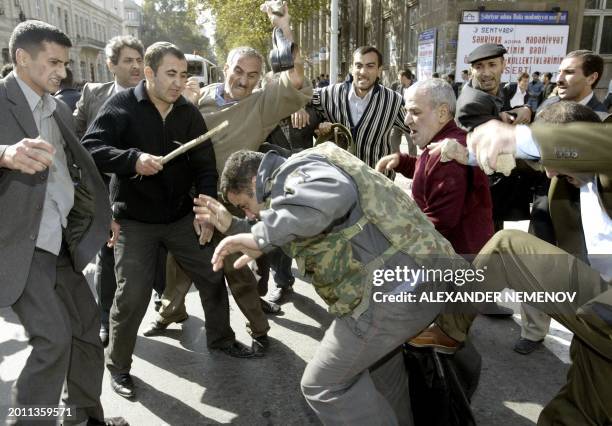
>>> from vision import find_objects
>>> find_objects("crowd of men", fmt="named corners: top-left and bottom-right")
top-left (0, 1), bottom-right (611, 424)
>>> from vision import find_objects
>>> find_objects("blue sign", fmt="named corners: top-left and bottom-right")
top-left (418, 28), bottom-right (436, 42)
top-left (462, 11), bottom-right (568, 25)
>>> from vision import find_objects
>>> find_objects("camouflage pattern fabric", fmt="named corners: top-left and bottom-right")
top-left (277, 142), bottom-right (465, 316)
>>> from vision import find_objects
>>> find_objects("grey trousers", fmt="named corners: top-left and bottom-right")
top-left (10, 248), bottom-right (104, 425)
top-left (300, 284), bottom-right (443, 425)
top-left (107, 214), bottom-right (233, 376)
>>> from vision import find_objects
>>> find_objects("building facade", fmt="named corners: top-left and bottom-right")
top-left (296, 0), bottom-right (612, 100)
top-left (121, 0), bottom-right (142, 40)
top-left (0, 0), bottom-right (124, 83)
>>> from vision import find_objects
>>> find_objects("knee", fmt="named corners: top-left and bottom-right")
top-left (300, 363), bottom-right (336, 401)
top-left (35, 328), bottom-right (71, 366)
top-left (300, 366), bottom-right (320, 400)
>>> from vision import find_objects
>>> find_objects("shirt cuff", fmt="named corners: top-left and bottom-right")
top-left (251, 222), bottom-right (276, 254)
top-left (226, 216), bottom-right (252, 236)
top-left (515, 125), bottom-right (541, 159)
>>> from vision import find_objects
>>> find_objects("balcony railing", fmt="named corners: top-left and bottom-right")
top-left (76, 35), bottom-right (105, 49)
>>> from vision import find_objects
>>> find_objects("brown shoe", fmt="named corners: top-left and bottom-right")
top-left (408, 325), bottom-right (460, 354)
top-left (142, 313), bottom-right (188, 337)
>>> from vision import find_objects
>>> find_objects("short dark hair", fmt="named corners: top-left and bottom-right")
top-left (544, 72), bottom-right (553, 80)
top-left (432, 72), bottom-right (440, 78)
top-left (518, 72), bottom-right (530, 82)
top-left (565, 50), bottom-right (604, 88)
top-left (105, 35), bottom-right (144, 65)
top-left (1, 63), bottom-right (14, 78)
top-left (353, 46), bottom-right (383, 68)
top-left (220, 151), bottom-right (264, 199)
top-left (144, 41), bottom-right (185, 73)
top-left (535, 100), bottom-right (601, 124)
top-left (532, 71), bottom-right (541, 77)
top-left (9, 20), bottom-right (71, 64)
top-left (399, 69), bottom-right (413, 80)
top-left (462, 69), bottom-right (469, 75)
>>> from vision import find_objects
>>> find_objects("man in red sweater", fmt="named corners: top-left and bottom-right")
top-left (376, 78), bottom-right (493, 256)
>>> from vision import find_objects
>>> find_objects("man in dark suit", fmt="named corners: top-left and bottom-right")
top-left (73, 35), bottom-right (145, 347)
top-left (74, 35), bottom-right (144, 138)
top-left (0, 21), bottom-right (125, 425)
top-left (539, 50), bottom-right (607, 116)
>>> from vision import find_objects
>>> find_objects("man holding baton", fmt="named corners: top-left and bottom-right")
top-left (82, 42), bottom-right (254, 400)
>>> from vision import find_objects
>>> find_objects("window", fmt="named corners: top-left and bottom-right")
top-left (582, 0), bottom-right (612, 54)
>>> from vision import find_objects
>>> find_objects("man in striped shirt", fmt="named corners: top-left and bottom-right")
top-left (310, 46), bottom-right (410, 177)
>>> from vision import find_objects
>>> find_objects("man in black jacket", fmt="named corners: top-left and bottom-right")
top-left (82, 42), bottom-right (254, 400)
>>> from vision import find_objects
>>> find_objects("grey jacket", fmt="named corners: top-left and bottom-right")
top-left (227, 151), bottom-right (419, 277)
top-left (0, 73), bottom-right (111, 307)
top-left (74, 81), bottom-right (116, 139)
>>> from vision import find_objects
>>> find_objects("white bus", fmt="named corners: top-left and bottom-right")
top-left (185, 54), bottom-right (219, 87)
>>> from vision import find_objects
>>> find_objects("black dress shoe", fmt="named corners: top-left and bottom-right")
top-left (251, 335), bottom-right (269, 357)
top-left (143, 313), bottom-right (188, 337)
top-left (110, 374), bottom-right (135, 399)
top-left (142, 320), bottom-right (169, 337)
top-left (87, 416), bottom-right (130, 426)
top-left (217, 341), bottom-right (258, 358)
top-left (99, 325), bottom-right (109, 347)
top-left (513, 338), bottom-right (544, 355)
top-left (260, 298), bottom-right (281, 315)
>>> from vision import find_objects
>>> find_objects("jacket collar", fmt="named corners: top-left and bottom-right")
top-left (256, 151), bottom-right (287, 203)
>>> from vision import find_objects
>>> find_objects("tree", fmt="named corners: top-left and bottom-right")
top-left (201, 0), bottom-right (325, 65)
top-left (142, 0), bottom-right (214, 60)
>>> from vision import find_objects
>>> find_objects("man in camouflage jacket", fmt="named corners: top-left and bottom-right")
top-left (194, 143), bottom-right (467, 425)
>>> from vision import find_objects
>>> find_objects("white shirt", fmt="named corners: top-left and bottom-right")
top-left (114, 81), bottom-right (128, 94)
top-left (580, 179), bottom-right (612, 281)
top-left (348, 84), bottom-right (373, 125)
top-left (513, 126), bottom-right (612, 280)
top-left (578, 91), bottom-right (594, 106)
top-left (510, 86), bottom-right (527, 108)
top-left (15, 72), bottom-right (74, 255)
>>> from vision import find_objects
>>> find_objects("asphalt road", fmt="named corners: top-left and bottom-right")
top-left (0, 266), bottom-right (571, 425)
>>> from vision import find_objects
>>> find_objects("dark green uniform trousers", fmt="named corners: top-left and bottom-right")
top-left (437, 230), bottom-right (612, 426)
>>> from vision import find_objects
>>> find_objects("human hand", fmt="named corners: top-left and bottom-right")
top-left (193, 194), bottom-right (232, 234)
top-left (211, 233), bottom-right (263, 271)
top-left (509, 106), bottom-right (532, 125)
top-left (291, 108), bottom-right (310, 129)
top-left (184, 77), bottom-right (201, 104)
top-left (260, 1), bottom-right (290, 29)
top-left (468, 120), bottom-right (517, 175)
top-left (135, 153), bottom-right (163, 176)
top-left (193, 219), bottom-right (214, 244)
top-left (315, 122), bottom-right (332, 136)
top-left (107, 220), bottom-right (120, 248)
top-left (0, 138), bottom-right (55, 174)
top-left (428, 138), bottom-right (469, 164)
top-left (375, 153), bottom-right (400, 172)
